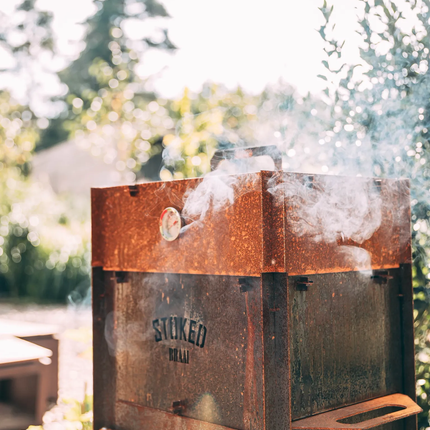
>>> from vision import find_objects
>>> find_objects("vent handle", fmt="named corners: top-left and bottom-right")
top-left (210, 145), bottom-right (282, 171)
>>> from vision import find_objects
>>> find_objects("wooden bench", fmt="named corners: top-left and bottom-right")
top-left (0, 320), bottom-right (59, 429)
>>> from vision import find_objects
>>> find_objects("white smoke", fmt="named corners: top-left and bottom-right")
top-left (158, 85), bottom-right (411, 273)
top-left (179, 166), bottom-right (262, 234)
top-left (338, 246), bottom-right (372, 270)
top-left (181, 171), bottom-right (236, 223)
top-left (105, 310), bottom-right (154, 357)
top-left (268, 173), bottom-right (383, 245)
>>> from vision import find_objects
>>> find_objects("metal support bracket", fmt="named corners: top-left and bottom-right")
top-left (239, 278), bottom-right (253, 293)
top-left (128, 184), bottom-right (139, 196)
top-left (292, 393), bottom-right (421, 429)
top-left (171, 400), bottom-right (187, 415)
top-left (371, 270), bottom-right (393, 285)
top-left (113, 271), bottom-right (129, 284)
top-left (296, 277), bottom-right (313, 291)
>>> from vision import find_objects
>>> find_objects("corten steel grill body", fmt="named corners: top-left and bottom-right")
top-left (92, 149), bottom-right (421, 430)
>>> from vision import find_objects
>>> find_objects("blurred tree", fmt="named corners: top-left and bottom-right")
top-left (160, 83), bottom-right (329, 178)
top-left (0, 0), bottom-right (55, 111)
top-left (26, 392), bottom-right (93, 430)
top-left (64, 56), bottom-right (175, 182)
top-left (67, 78), bottom-right (325, 182)
top-left (40, 0), bottom-right (175, 152)
top-left (317, 0), bottom-right (430, 426)
top-left (60, 0), bottom-right (174, 96)
top-left (0, 0), bottom-right (54, 59)
top-left (0, 91), bottom-right (90, 302)
top-left (161, 85), bottom-right (264, 179)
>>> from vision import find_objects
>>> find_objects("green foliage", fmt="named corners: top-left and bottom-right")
top-left (0, 0), bottom-right (54, 60)
top-left (40, 0), bottom-right (175, 151)
top-left (65, 57), bottom-right (173, 182)
top-left (59, 0), bottom-right (173, 97)
top-left (68, 75), bottom-right (326, 181)
top-left (317, 1), bottom-right (430, 427)
top-left (0, 91), bottom-right (90, 302)
top-left (0, 0), bottom-right (60, 149)
top-left (63, 394), bottom-right (93, 430)
top-left (26, 393), bottom-right (93, 430)
top-left (161, 85), bottom-right (263, 179)
top-left (160, 83), bottom-right (330, 178)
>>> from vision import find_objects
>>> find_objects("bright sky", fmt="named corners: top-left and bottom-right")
top-left (0, 0), bottom-right (363, 115)
top-left (144, 0), bottom-right (362, 97)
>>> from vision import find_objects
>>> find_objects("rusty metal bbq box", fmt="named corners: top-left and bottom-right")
top-left (92, 148), bottom-right (421, 430)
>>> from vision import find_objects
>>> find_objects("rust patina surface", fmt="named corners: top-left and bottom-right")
top-left (92, 170), bottom-right (418, 430)
top-left (92, 173), bottom-right (263, 276)
top-left (92, 172), bottom-right (411, 276)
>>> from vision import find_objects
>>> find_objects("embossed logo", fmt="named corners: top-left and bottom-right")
top-left (152, 316), bottom-right (207, 364)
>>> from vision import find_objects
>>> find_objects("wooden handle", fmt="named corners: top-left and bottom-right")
top-left (210, 145), bottom-right (282, 171)
top-left (292, 393), bottom-right (422, 430)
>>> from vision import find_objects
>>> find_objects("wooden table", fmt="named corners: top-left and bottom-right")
top-left (0, 320), bottom-right (59, 428)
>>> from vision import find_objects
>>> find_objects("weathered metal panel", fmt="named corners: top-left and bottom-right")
top-left (283, 174), bottom-right (410, 276)
top-left (92, 268), bottom-right (418, 430)
top-left (262, 273), bottom-right (291, 430)
top-left (289, 270), bottom-right (403, 420)
top-left (261, 172), bottom-right (286, 273)
top-left (93, 267), bottom-right (117, 430)
top-left (91, 168), bottom-right (418, 430)
top-left (91, 173), bottom-right (411, 277)
top-left (399, 264), bottom-right (418, 430)
top-left (397, 182), bottom-right (412, 265)
top-left (106, 273), bottom-right (264, 430)
top-left (91, 174), bottom-right (264, 277)
top-left (115, 400), bottom-right (236, 430)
